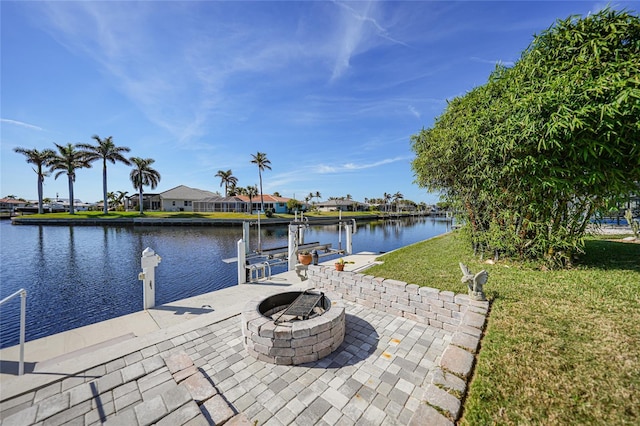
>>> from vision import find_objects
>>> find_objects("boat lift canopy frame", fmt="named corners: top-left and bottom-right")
top-left (233, 218), bottom-right (356, 284)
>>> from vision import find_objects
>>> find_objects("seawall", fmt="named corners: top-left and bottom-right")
top-left (10, 213), bottom-right (437, 227)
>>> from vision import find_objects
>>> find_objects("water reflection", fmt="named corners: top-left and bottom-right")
top-left (0, 217), bottom-right (450, 348)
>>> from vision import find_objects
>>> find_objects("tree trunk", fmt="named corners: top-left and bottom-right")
top-left (103, 160), bottom-right (108, 215)
top-left (68, 174), bottom-right (75, 215)
top-left (37, 174), bottom-right (44, 215)
top-left (259, 171), bottom-right (264, 213)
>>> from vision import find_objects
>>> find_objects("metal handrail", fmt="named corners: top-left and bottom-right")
top-left (0, 289), bottom-right (27, 375)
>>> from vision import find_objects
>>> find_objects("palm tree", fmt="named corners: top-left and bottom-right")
top-left (106, 191), bottom-right (117, 210)
top-left (315, 191), bottom-right (322, 204)
top-left (393, 191), bottom-right (404, 212)
top-left (250, 151), bottom-right (271, 212)
top-left (79, 135), bottom-right (131, 215)
top-left (383, 192), bottom-right (392, 213)
top-left (116, 190), bottom-right (129, 210)
top-left (232, 186), bottom-right (246, 196)
top-left (246, 185), bottom-right (258, 213)
top-left (13, 147), bottom-right (56, 214)
top-left (49, 143), bottom-right (92, 214)
top-left (129, 157), bottom-right (161, 215)
top-left (215, 169), bottom-right (238, 197)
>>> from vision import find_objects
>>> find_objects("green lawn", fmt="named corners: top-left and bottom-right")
top-left (366, 232), bottom-right (640, 425)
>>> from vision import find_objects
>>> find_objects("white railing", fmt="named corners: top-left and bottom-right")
top-left (0, 289), bottom-right (27, 375)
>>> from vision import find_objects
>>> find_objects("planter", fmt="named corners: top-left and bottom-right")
top-left (298, 253), bottom-right (312, 265)
top-left (335, 263), bottom-right (345, 271)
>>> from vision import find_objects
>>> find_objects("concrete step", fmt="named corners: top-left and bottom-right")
top-left (33, 332), bottom-right (136, 372)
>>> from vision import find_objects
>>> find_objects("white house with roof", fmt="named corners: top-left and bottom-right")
top-left (158, 185), bottom-right (220, 212)
top-left (193, 193), bottom-right (292, 213)
top-left (193, 196), bottom-right (247, 213)
top-left (127, 185), bottom-right (293, 213)
top-left (237, 194), bottom-right (291, 213)
top-left (0, 198), bottom-right (27, 216)
top-left (315, 199), bottom-right (368, 212)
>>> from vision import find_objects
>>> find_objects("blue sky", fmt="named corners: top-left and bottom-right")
top-left (2, 1), bottom-right (636, 205)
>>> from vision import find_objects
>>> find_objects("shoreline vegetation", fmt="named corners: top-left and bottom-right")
top-left (367, 232), bottom-right (639, 425)
top-left (8, 210), bottom-right (437, 226)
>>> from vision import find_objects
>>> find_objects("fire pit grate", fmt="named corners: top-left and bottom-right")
top-left (274, 291), bottom-right (324, 323)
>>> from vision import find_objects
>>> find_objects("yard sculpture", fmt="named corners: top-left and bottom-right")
top-left (459, 262), bottom-right (488, 301)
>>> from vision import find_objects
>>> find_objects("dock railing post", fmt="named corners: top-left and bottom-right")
top-left (0, 288), bottom-right (28, 375)
top-left (19, 289), bottom-right (26, 376)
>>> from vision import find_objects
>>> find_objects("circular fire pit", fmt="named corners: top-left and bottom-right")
top-left (241, 291), bottom-right (345, 365)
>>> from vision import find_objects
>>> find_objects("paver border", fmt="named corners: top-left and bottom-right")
top-left (308, 265), bottom-right (490, 424)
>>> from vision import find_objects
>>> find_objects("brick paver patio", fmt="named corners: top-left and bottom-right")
top-left (0, 301), bottom-right (453, 425)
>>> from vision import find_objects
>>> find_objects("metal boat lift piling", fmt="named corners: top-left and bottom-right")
top-left (231, 215), bottom-right (357, 284)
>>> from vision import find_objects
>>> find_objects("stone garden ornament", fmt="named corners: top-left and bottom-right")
top-left (459, 262), bottom-right (488, 301)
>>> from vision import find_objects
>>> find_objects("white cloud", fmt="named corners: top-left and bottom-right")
top-left (329, 1), bottom-right (407, 82)
top-left (314, 156), bottom-right (411, 174)
top-left (470, 56), bottom-right (515, 67)
top-left (0, 118), bottom-right (43, 131)
top-left (333, 1), bottom-right (408, 47)
top-left (408, 105), bottom-right (421, 119)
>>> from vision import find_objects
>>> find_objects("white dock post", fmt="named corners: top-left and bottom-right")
top-left (338, 211), bottom-right (343, 250)
top-left (345, 224), bottom-right (353, 255)
top-left (257, 211), bottom-right (262, 252)
top-left (237, 239), bottom-right (247, 284)
top-left (242, 222), bottom-right (250, 254)
top-left (139, 247), bottom-right (161, 310)
top-left (288, 224), bottom-right (297, 271)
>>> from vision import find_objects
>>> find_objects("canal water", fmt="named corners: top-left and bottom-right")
top-left (0, 217), bottom-right (452, 349)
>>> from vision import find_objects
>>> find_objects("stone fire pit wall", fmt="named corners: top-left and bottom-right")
top-left (241, 294), bottom-right (345, 365)
top-left (307, 265), bottom-right (473, 332)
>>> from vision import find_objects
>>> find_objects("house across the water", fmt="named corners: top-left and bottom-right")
top-left (128, 185), bottom-right (292, 213)
top-left (315, 199), bottom-right (369, 212)
top-left (0, 198), bottom-right (27, 217)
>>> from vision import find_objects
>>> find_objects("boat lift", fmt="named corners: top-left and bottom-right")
top-left (230, 216), bottom-right (357, 284)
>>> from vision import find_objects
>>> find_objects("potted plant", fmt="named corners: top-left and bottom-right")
top-left (298, 250), bottom-right (312, 265)
top-left (334, 257), bottom-right (354, 271)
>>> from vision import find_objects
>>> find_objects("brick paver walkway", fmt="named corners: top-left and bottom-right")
top-left (0, 301), bottom-right (452, 425)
